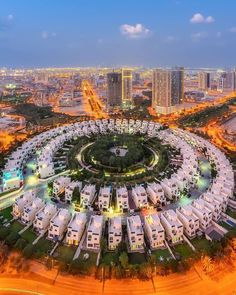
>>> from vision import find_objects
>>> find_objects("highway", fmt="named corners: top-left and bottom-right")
top-left (1, 258), bottom-right (236, 294)
top-left (82, 80), bottom-right (108, 119)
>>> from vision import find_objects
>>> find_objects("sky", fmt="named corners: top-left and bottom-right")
top-left (0, 0), bottom-right (236, 68)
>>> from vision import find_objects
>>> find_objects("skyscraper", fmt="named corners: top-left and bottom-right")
top-left (107, 72), bottom-right (122, 110)
top-left (198, 72), bottom-right (210, 91)
top-left (152, 68), bottom-right (184, 114)
top-left (122, 69), bottom-right (133, 109)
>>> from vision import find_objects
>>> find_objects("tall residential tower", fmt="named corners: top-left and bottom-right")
top-left (152, 68), bottom-right (184, 114)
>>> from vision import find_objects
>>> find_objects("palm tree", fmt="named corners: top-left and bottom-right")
top-left (201, 256), bottom-right (214, 274)
top-left (0, 241), bottom-right (8, 265)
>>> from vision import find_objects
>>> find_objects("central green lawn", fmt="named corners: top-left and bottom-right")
top-left (173, 243), bottom-right (193, 259)
top-left (152, 248), bottom-right (171, 261)
top-left (128, 252), bottom-right (146, 265)
top-left (0, 206), bottom-right (13, 221)
top-left (21, 227), bottom-right (37, 243)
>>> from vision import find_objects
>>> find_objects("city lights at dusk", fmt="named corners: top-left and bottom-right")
top-left (0, 1), bottom-right (236, 295)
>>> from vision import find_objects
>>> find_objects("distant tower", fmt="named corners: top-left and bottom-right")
top-left (152, 67), bottom-right (184, 114)
top-left (107, 72), bottom-right (122, 110)
top-left (121, 69), bottom-right (133, 109)
top-left (198, 72), bottom-right (210, 91)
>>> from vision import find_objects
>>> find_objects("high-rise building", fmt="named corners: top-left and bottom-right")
top-left (107, 69), bottom-right (133, 110)
top-left (198, 72), bottom-right (210, 91)
top-left (107, 72), bottom-right (122, 110)
top-left (152, 68), bottom-right (184, 114)
top-left (217, 70), bottom-right (236, 92)
top-left (122, 69), bottom-right (133, 109)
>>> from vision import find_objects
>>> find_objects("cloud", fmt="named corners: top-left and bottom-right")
top-left (191, 31), bottom-right (208, 41)
top-left (165, 36), bottom-right (176, 43)
top-left (7, 14), bottom-right (13, 21)
top-left (230, 27), bottom-right (236, 33)
top-left (120, 23), bottom-right (150, 39)
top-left (0, 14), bottom-right (14, 30)
top-left (41, 31), bottom-right (57, 39)
top-left (216, 31), bottom-right (222, 38)
top-left (190, 13), bottom-right (215, 24)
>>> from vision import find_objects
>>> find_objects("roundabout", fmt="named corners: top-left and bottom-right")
top-left (0, 119), bottom-right (235, 283)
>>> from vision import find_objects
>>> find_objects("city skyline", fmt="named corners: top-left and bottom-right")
top-left (1, 0), bottom-right (236, 68)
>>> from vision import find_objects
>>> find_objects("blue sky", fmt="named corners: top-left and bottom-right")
top-left (0, 0), bottom-right (236, 68)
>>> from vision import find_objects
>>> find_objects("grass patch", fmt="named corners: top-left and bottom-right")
top-left (78, 250), bottom-right (97, 266)
top-left (36, 238), bottom-right (54, 254)
top-left (219, 221), bottom-right (232, 231)
top-left (20, 228), bottom-right (37, 243)
top-left (152, 248), bottom-right (171, 262)
top-left (226, 209), bottom-right (236, 220)
top-left (191, 238), bottom-right (211, 253)
top-left (9, 221), bottom-right (25, 233)
top-left (55, 245), bottom-right (76, 264)
top-left (101, 251), bottom-right (119, 265)
top-left (173, 243), bottom-right (193, 260)
top-left (128, 252), bottom-right (146, 265)
top-left (0, 206), bottom-right (13, 221)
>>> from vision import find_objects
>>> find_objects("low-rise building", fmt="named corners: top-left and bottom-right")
top-left (98, 186), bottom-right (111, 211)
top-left (161, 210), bottom-right (184, 244)
top-left (146, 182), bottom-right (166, 206)
top-left (191, 199), bottom-right (212, 230)
top-left (80, 184), bottom-right (96, 208)
top-left (53, 176), bottom-right (71, 197)
top-left (12, 191), bottom-right (35, 218)
top-left (66, 213), bottom-right (86, 246)
top-left (108, 216), bottom-right (122, 250)
top-left (48, 209), bottom-right (71, 241)
top-left (87, 215), bottom-right (103, 250)
top-left (116, 187), bottom-right (129, 211)
top-left (33, 203), bottom-right (57, 234)
top-left (132, 185), bottom-right (148, 208)
top-left (65, 181), bottom-right (82, 203)
top-left (127, 215), bottom-right (144, 251)
top-left (21, 197), bottom-right (45, 224)
top-left (176, 205), bottom-right (200, 238)
top-left (144, 214), bottom-right (165, 249)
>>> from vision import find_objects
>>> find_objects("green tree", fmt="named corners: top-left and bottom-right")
top-left (22, 244), bottom-right (35, 259)
top-left (0, 228), bottom-right (10, 240)
top-left (14, 238), bottom-right (27, 250)
top-left (119, 252), bottom-right (129, 269)
top-left (72, 187), bottom-right (81, 203)
top-left (5, 232), bottom-right (20, 245)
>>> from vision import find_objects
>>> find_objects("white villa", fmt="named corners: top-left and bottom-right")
top-left (127, 215), bottom-right (144, 251)
top-left (48, 208), bottom-right (71, 241)
top-left (66, 213), bottom-right (86, 246)
top-left (80, 184), bottom-right (96, 208)
top-left (176, 205), bottom-right (200, 238)
top-left (160, 210), bottom-right (184, 244)
top-left (21, 197), bottom-right (45, 224)
top-left (144, 214), bottom-right (165, 249)
top-left (98, 186), bottom-right (111, 211)
top-left (33, 203), bottom-right (57, 234)
top-left (116, 187), bottom-right (129, 211)
top-left (86, 215), bottom-right (103, 250)
top-left (132, 185), bottom-right (148, 208)
top-left (108, 216), bottom-right (122, 250)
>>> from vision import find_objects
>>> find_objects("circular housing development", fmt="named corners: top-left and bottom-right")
top-left (0, 119), bottom-right (235, 277)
